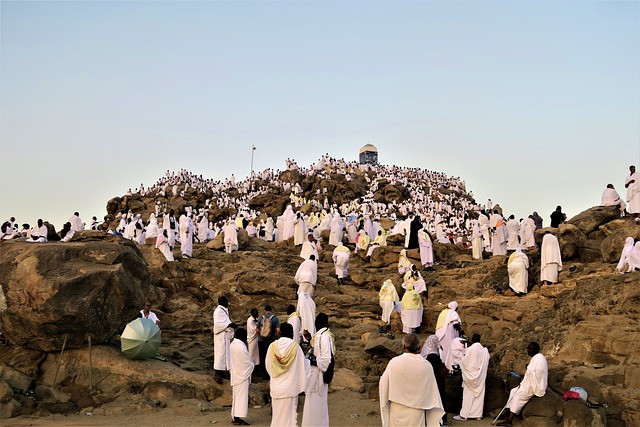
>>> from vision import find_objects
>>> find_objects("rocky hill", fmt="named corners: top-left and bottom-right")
top-left (0, 167), bottom-right (639, 426)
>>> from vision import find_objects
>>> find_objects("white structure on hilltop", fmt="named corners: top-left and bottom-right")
top-left (359, 144), bottom-right (378, 165)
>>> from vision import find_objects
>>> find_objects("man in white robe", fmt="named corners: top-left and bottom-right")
top-left (295, 255), bottom-right (318, 298)
top-left (224, 219), bottom-right (239, 254)
top-left (379, 279), bottom-right (399, 332)
top-left (281, 205), bottom-right (296, 241)
top-left (478, 211), bottom-right (491, 252)
top-left (179, 213), bottom-right (193, 258)
top-left (505, 215), bottom-right (520, 251)
top-left (454, 334), bottom-right (489, 421)
top-left (489, 211), bottom-right (507, 256)
top-left (146, 213), bottom-right (159, 240)
top-left (470, 218), bottom-right (483, 260)
top-left (300, 234), bottom-right (318, 260)
top-left (435, 301), bottom-right (463, 370)
top-left (540, 232), bottom-right (562, 285)
top-left (379, 333), bottom-right (445, 427)
top-left (197, 215), bottom-right (209, 242)
top-left (624, 165), bottom-right (640, 220)
top-left (213, 296), bottom-right (237, 384)
top-left (508, 248), bottom-right (529, 294)
top-left (230, 328), bottom-right (254, 426)
top-left (266, 323), bottom-right (310, 427)
top-left (297, 292), bottom-right (317, 338)
top-left (601, 183), bottom-right (626, 216)
top-left (286, 304), bottom-right (302, 344)
top-left (498, 342), bottom-right (548, 426)
top-left (519, 216), bottom-right (536, 249)
top-left (247, 308), bottom-right (260, 366)
top-left (164, 210), bottom-right (177, 249)
top-left (155, 229), bottom-right (174, 261)
top-left (293, 212), bottom-right (307, 246)
top-left (328, 211), bottom-right (344, 246)
top-left (417, 228), bottom-right (434, 268)
top-left (332, 243), bottom-right (350, 284)
top-left (69, 212), bottom-right (85, 232)
top-left (301, 313), bottom-right (333, 427)
top-left (26, 219), bottom-right (48, 242)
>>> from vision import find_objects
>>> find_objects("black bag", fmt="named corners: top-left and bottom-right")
top-left (323, 352), bottom-right (335, 384)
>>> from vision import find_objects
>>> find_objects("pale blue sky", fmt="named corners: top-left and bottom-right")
top-left (1, 0), bottom-right (639, 228)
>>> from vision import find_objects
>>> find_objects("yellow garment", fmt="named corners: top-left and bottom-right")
top-left (335, 245), bottom-right (350, 253)
top-left (507, 252), bottom-right (516, 267)
top-left (401, 284), bottom-right (422, 310)
top-left (436, 308), bottom-right (450, 331)
top-left (357, 234), bottom-right (371, 249)
top-left (268, 340), bottom-right (301, 378)
top-left (379, 280), bottom-right (400, 302)
top-left (373, 233), bottom-right (387, 246)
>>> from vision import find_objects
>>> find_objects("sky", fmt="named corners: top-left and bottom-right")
top-left (1, 0), bottom-right (639, 229)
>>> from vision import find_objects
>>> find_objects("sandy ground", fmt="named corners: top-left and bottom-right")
top-left (5, 390), bottom-right (505, 427)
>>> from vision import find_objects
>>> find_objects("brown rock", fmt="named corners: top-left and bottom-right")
top-left (0, 236), bottom-right (154, 351)
top-left (561, 399), bottom-right (606, 427)
top-left (522, 416), bottom-right (560, 427)
top-left (567, 206), bottom-right (620, 236)
top-left (0, 366), bottom-right (33, 391)
top-left (0, 398), bottom-right (21, 419)
top-left (330, 368), bottom-right (365, 393)
top-left (0, 379), bottom-right (12, 404)
top-left (522, 391), bottom-right (564, 420)
top-left (143, 381), bottom-right (197, 403)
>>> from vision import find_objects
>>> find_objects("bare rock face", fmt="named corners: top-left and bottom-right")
top-left (568, 206), bottom-right (621, 236)
top-left (0, 234), bottom-right (153, 351)
top-left (600, 220), bottom-right (640, 263)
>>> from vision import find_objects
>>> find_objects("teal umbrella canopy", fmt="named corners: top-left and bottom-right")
top-left (121, 318), bottom-right (161, 360)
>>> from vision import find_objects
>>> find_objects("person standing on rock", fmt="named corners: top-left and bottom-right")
top-left (435, 301), bottom-right (463, 370)
top-left (497, 342), bottom-right (548, 427)
top-left (302, 313), bottom-right (334, 427)
top-left (257, 305), bottom-right (280, 381)
top-left (247, 308), bottom-right (260, 368)
top-left (379, 333), bottom-right (445, 427)
top-left (454, 333), bottom-right (490, 422)
top-left (420, 335), bottom-right (448, 427)
top-left (549, 206), bottom-right (566, 228)
top-left (300, 233), bottom-right (318, 260)
top-left (224, 219), bottom-right (239, 254)
top-left (265, 323), bottom-right (309, 427)
top-left (213, 296), bottom-right (237, 384)
top-left (400, 282), bottom-right (423, 334)
top-left (379, 279), bottom-right (400, 333)
top-left (540, 232), bottom-right (562, 285)
top-left (624, 165), bottom-right (640, 221)
top-left (179, 211), bottom-right (193, 258)
top-left (230, 328), bottom-right (254, 426)
top-left (286, 304), bottom-right (302, 344)
top-left (507, 248), bottom-right (529, 295)
top-left (295, 254), bottom-right (318, 298)
top-left (332, 242), bottom-right (350, 284)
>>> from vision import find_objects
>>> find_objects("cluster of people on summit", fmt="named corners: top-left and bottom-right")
top-left (2, 157), bottom-right (638, 426)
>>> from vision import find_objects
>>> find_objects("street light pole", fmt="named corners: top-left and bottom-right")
top-left (251, 145), bottom-right (256, 177)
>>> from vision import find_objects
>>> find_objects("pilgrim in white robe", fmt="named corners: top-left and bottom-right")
top-left (230, 339), bottom-right (254, 420)
top-left (287, 313), bottom-right (302, 344)
top-left (506, 353), bottom-right (548, 414)
top-left (293, 215), bottom-right (307, 246)
top-left (397, 249), bottom-right (412, 275)
top-left (332, 244), bottom-right (350, 279)
top-left (616, 237), bottom-right (635, 272)
top-left (224, 220), bottom-right (239, 254)
top-left (366, 231), bottom-right (387, 258)
top-left (281, 205), bottom-right (296, 241)
top-left (540, 233), bottom-right (562, 283)
top-left (328, 213), bottom-right (344, 246)
top-left (355, 230), bottom-right (370, 253)
top-left (478, 213), bottom-right (491, 250)
top-left (266, 338), bottom-right (311, 427)
top-left (460, 342), bottom-right (490, 419)
top-left (300, 240), bottom-right (318, 260)
top-left (417, 229), bottom-right (434, 267)
top-left (379, 280), bottom-right (399, 325)
top-left (179, 214), bottom-right (193, 258)
top-left (625, 170), bottom-right (640, 214)
top-left (247, 316), bottom-right (260, 365)
top-left (301, 327), bottom-right (333, 427)
top-left (403, 269), bottom-right (426, 294)
top-left (508, 249), bottom-right (529, 294)
top-left (295, 258), bottom-right (317, 298)
top-left (627, 242), bottom-right (640, 272)
top-left (69, 214), bottom-right (85, 232)
top-left (164, 214), bottom-right (177, 248)
top-left (470, 219), bottom-right (483, 260)
top-left (520, 217), bottom-right (536, 249)
top-left (297, 293), bottom-right (316, 336)
top-left (197, 216), bottom-right (209, 242)
top-left (505, 218), bottom-right (520, 251)
top-left (450, 337), bottom-right (467, 368)
top-left (489, 213), bottom-right (507, 256)
top-left (155, 231), bottom-right (174, 262)
top-left (265, 217), bottom-right (275, 242)
top-left (435, 302), bottom-right (462, 370)
top-left (146, 213), bottom-right (159, 239)
top-left (213, 305), bottom-right (234, 371)
top-left (601, 186), bottom-right (625, 215)
top-left (400, 284), bottom-right (423, 334)
top-left (379, 353), bottom-right (445, 427)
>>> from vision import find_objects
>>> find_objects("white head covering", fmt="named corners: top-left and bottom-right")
top-left (448, 301), bottom-right (458, 311)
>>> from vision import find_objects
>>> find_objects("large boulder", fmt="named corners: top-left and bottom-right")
top-left (535, 225), bottom-right (587, 260)
top-left (0, 235), bottom-right (153, 351)
top-left (600, 220), bottom-right (640, 263)
top-left (567, 206), bottom-right (620, 236)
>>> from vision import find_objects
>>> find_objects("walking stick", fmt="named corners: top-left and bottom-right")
top-left (88, 334), bottom-right (93, 392)
top-left (493, 384), bottom-right (519, 425)
top-left (52, 335), bottom-right (68, 387)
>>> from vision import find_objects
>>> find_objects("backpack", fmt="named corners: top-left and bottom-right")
top-left (259, 314), bottom-right (272, 338)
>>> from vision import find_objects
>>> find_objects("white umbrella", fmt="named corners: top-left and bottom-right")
top-left (121, 318), bottom-right (161, 360)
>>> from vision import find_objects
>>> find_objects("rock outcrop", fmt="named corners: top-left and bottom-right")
top-left (0, 233), bottom-right (157, 352)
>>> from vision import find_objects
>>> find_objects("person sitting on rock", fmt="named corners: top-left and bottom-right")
top-left (497, 342), bottom-right (548, 426)
top-left (139, 302), bottom-right (160, 328)
top-left (26, 219), bottom-right (47, 242)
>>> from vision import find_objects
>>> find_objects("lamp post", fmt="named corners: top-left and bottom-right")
top-left (251, 145), bottom-right (256, 177)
